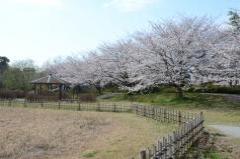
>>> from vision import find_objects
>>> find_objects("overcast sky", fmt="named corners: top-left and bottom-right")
top-left (0, 0), bottom-right (240, 66)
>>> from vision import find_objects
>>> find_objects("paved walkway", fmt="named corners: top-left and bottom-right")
top-left (202, 93), bottom-right (240, 103)
top-left (210, 125), bottom-right (240, 138)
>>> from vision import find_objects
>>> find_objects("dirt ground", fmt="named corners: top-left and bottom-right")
top-left (213, 135), bottom-right (240, 159)
top-left (184, 131), bottom-right (240, 159)
top-left (0, 107), bottom-right (113, 159)
top-left (206, 129), bottom-right (240, 159)
top-left (0, 107), bottom-right (176, 159)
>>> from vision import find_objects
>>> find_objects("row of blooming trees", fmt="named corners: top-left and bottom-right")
top-left (47, 16), bottom-right (240, 97)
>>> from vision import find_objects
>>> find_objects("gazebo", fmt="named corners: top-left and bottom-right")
top-left (31, 74), bottom-right (70, 100)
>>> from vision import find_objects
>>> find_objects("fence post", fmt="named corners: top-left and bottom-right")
top-left (136, 105), bottom-right (141, 115)
top-left (200, 112), bottom-right (204, 121)
top-left (78, 101), bottom-right (81, 111)
top-left (143, 106), bottom-right (146, 117)
top-left (172, 131), bottom-right (177, 159)
top-left (148, 148), bottom-right (152, 159)
top-left (164, 109), bottom-right (167, 122)
top-left (58, 101), bottom-right (61, 109)
top-left (178, 111), bottom-right (182, 125)
top-left (97, 102), bottom-right (101, 111)
top-left (136, 105), bottom-right (138, 115)
top-left (24, 100), bottom-right (27, 107)
top-left (153, 145), bottom-right (157, 157)
top-left (169, 135), bottom-right (173, 158)
top-left (200, 111), bottom-right (204, 132)
top-left (152, 107), bottom-right (155, 119)
top-left (113, 103), bottom-right (117, 112)
top-left (8, 100), bottom-right (11, 107)
top-left (140, 150), bottom-right (147, 159)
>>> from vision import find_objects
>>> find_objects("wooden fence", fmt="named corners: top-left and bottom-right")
top-left (0, 99), bottom-right (204, 159)
top-left (133, 105), bottom-right (204, 159)
top-left (133, 105), bottom-right (197, 124)
top-left (0, 99), bottom-right (133, 112)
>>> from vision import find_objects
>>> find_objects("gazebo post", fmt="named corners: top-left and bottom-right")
top-left (34, 84), bottom-right (37, 94)
top-left (39, 84), bottom-right (42, 94)
top-left (59, 84), bottom-right (62, 100)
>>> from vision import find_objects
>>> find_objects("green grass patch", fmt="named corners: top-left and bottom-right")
top-left (82, 151), bottom-right (99, 158)
top-left (108, 92), bottom-right (240, 109)
top-left (204, 151), bottom-right (223, 159)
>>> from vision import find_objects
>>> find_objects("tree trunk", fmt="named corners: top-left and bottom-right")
top-left (93, 81), bottom-right (102, 95)
top-left (97, 87), bottom-right (102, 95)
top-left (95, 86), bottom-right (102, 95)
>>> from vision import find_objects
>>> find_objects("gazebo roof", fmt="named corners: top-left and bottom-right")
top-left (31, 74), bottom-right (69, 84)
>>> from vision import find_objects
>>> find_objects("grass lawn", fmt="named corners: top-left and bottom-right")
top-left (0, 106), bottom-right (176, 159)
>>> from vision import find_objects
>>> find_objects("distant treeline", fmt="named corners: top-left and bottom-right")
top-left (0, 56), bottom-right (46, 92)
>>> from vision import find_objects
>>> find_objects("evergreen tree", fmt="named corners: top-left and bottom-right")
top-left (0, 56), bottom-right (10, 88)
top-left (228, 10), bottom-right (240, 34)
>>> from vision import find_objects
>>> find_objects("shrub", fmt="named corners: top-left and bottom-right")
top-left (208, 86), bottom-right (240, 94)
top-left (26, 93), bottom-right (59, 102)
top-left (188, 85), bottom-right (240, 94)
top-left (79, 94), bottom-right (96, 102)
top-left (0, 90), bottom-right (26, 99)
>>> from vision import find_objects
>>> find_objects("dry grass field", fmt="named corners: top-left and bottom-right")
top-left (0, 107), bottom-right (176, 159)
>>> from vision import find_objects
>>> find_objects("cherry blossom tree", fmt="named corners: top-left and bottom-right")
top-left (45, 16), bottom-right (239, 97)
top-left (124, 17), bottom-right (221, 97)
top-left (97, 41), bottom-right (138, 89)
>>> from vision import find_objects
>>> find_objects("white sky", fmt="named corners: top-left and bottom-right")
top-left (0, 0), bottom-right (239, 66)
